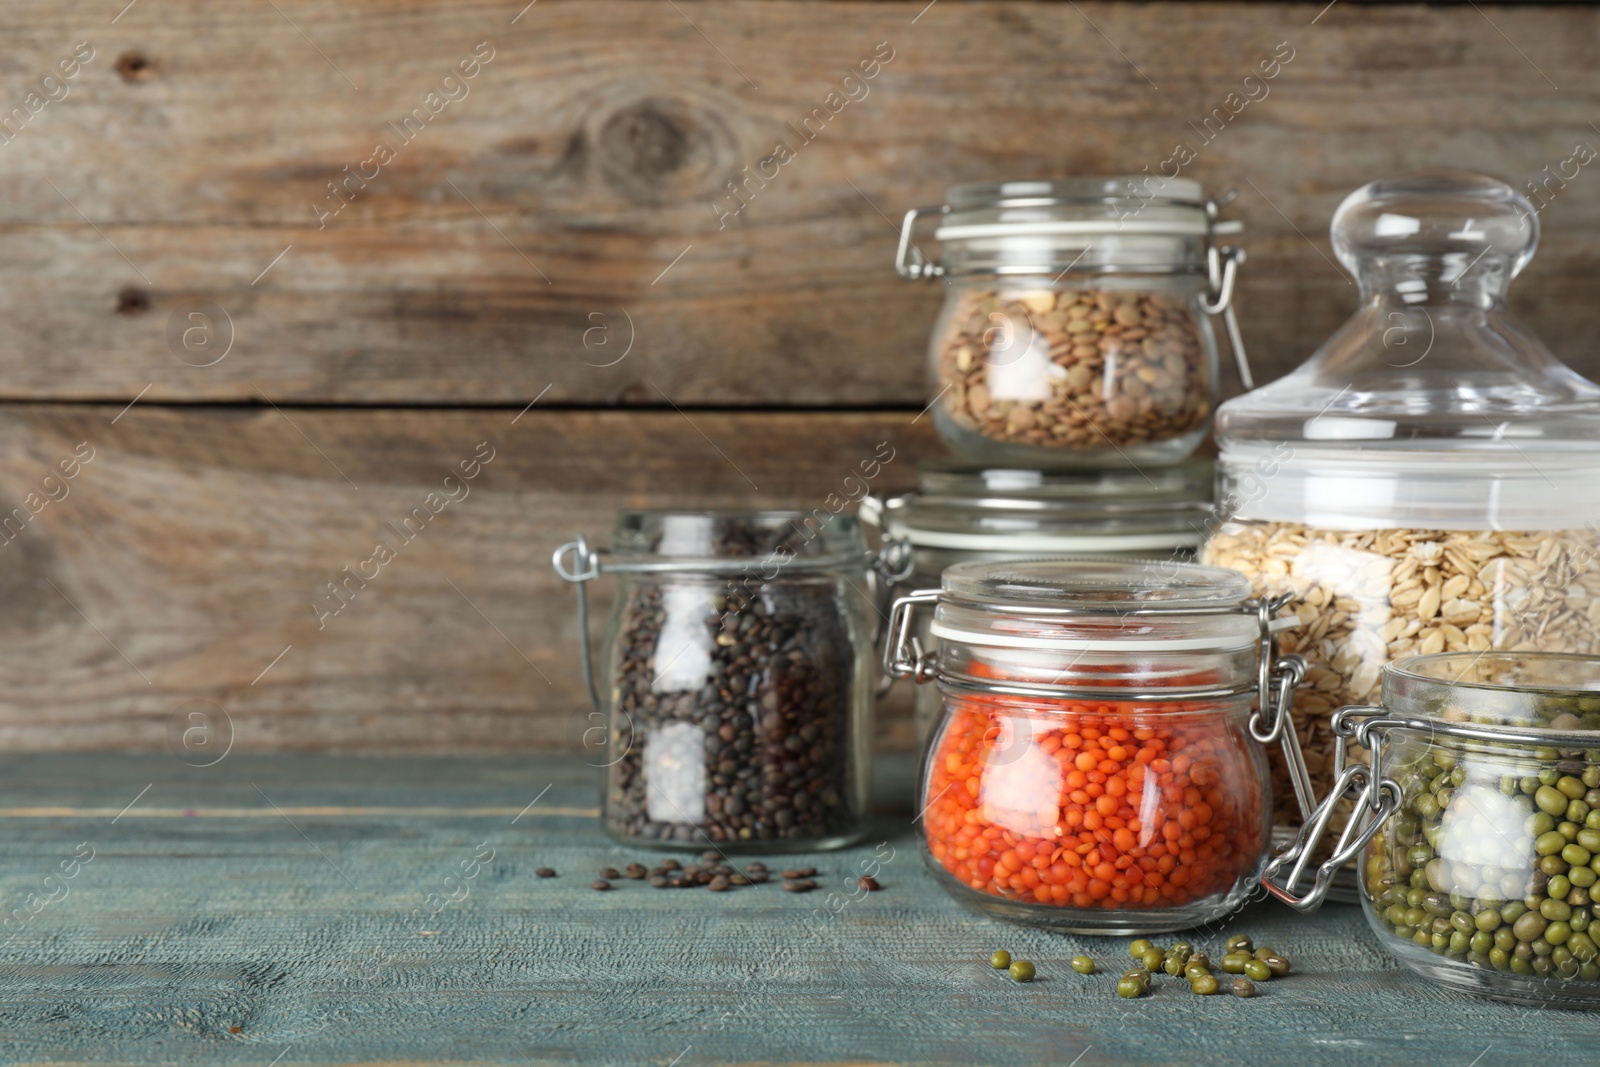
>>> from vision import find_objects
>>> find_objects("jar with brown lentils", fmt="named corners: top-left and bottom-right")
top-left (555, 511), bottom-right (901, 851)
top-left (897, 178), bottom-right (1252, 468)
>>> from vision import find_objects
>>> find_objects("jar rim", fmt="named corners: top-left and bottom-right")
top-left (866, 461), bottom-right (1215, 550)
top-left (940, 558), bottom-right (1253, 612)
top-left (925, 560), bottom-right (1270, 676)
top-left (1379, 651), bottom-right (1600, 742)
top-left (610, 508), bottom-right (867, 568)
top-left (1388, 650), bottom-right (1600, 697)
top-left (929, 177), bottom-right (1238, 274)
top-left (946, 177), bottom-right (1207, 209)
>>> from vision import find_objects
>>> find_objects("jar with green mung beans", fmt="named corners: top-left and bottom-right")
top-left (1264, 651), bottom-right (1600, 1009)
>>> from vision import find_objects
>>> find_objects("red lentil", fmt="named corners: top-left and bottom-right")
top-left (923, 693), bottom-right (1262, 912)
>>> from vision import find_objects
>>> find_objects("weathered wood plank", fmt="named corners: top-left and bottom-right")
top-left (0, 752), bottom-right (1587, 1066)
top-left (0, 2), bottom-right (1597, 401)
top-left (0, 405), bottom-right (934, 752)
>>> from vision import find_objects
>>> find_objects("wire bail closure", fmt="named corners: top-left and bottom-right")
top-left (895, 205), bottom-right (950, 280)
top-left (1202, 193), bottom-right (1254, 390)
top-left (1260, 704), bottom-right (1403, 912)
top-left (883, 587), bottom-right (1312, 820)
top-left (1258, 698), bottom-right (1600, 911)
top-left (553, 535), bottom-right (913, 717)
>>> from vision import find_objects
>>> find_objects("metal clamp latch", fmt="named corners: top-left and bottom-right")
top-left (1202, 193), bottom-right (1254, 390)
top-left (1260, 704), bottom-right (1402, 912)
top-left (551, 536), bottom-right (605, 714)
top-left (895, 205), bottom-right (950, 280)
top-left (882, 589), bottom-right (942, 683)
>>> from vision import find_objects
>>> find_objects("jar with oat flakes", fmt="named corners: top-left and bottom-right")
top-left (1203, 172), bottom-right (1600, 828)
top-left (897, 178), bottom-right (1253, 468)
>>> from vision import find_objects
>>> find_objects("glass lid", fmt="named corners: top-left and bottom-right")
top-left (867, 460), bottom-right (1213, 551)
top-left (930, 177), bottom-right (1240, 276)
top-left (1385, 651), bottom-right (1600, 732)
top-left (938, 177), bottom-right (1209, 237)
top-left (941, 558), bottom-right (1251, 611)
top-left (930, 558), bottom-right (1262, 660)
top-left (1215, 171), bottom-right (1600, 529)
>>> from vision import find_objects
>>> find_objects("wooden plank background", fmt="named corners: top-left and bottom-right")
top-left (1, 0), bottom-right (1598, 749)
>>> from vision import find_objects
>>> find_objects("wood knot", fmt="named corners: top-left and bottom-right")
top-left (115, 287), bottom-right (151, 315)
top-left (600, 104), bottom-right (690, 179)
top-left (591, 95), bottom-right (732, 205)
top-left (115, 51), bottom-right (156, 82)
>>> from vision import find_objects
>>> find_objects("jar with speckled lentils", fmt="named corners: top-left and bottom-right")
top-left (896, 178), bottom-right (1252, 469)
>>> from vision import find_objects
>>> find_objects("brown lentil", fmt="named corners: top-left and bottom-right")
top-left (935, 287), bottom-right (1210, 451)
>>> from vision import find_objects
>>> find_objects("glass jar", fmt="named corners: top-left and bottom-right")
top-left (553, 511), bottom-right (907, 851)
top-left (861, 460), bottom-right (1214, 741)
top-left (1265, 651), bottom-right (1600, 1009)
top-left (1204, 172), bottom-right (1600, 824)
top-left (886, 559), bottom-right (1310, 934)
top-left (896, 177), bottom-right (1252, 468)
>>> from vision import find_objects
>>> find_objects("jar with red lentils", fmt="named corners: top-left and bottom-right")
top-left (884, 559), bottom-right (1311, 933)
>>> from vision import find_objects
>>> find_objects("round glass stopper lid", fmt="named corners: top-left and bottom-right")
top-left (1219, 171), bottom-right (1600, 451)
top-left (1214, 171), bottom-right (1600, 528)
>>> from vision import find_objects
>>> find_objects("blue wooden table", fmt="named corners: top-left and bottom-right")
top-left (0, 752), bottom-right (1589, 1066)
